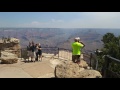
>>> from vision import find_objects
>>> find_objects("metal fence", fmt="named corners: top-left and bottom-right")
top-left (20, 47), bottom-right (71, 60)
top-left (83, 52), bottom-right (98, 70)
top-left (2, 46), bottom-right (120, 78)
top-left (0, 47), bottom-right (98, 70)
top-left (102, 55), bottom-right (120, 78)
top-left (58, 48), bottom-right (72, 60)
top-left (58, 48), bottom-right (98, 70)
top-left (20, 47), bottom-right (58, 60)
top-left (20, 47), bottom-right (98, 70)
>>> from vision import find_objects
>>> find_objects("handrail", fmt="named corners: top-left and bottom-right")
top-left (28, 47), bottom-right (98, 69)
top-left (0, 47), bottom-right (99, 70)
top-left (83, 51), bottom-right (98, 70)
top-left (106, 55), bottom-right (120, 63)
top-left (102, 55), bottom-right (120, 78)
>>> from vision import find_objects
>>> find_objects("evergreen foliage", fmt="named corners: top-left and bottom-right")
top-left (98, 33), bottom-right (120, 76)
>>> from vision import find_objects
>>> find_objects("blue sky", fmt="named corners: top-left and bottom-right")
top-left (0, 12), bottom-right (120, 28)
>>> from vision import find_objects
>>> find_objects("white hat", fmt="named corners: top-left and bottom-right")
top-left (77, 37), bottom-right (80, 40)
top-left (74, 37), bottom-right (78, 40)
top-left (74, 37), bottom-right (78, 41)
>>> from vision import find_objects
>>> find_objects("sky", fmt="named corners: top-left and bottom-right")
top-left (0, 12), bottom-right (120, 28)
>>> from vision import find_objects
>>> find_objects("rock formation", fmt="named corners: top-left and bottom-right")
top-left (54, 60), bottom-right (102, 78)
top-left (78, 69), bottom-right (102, 78)
top-left (0, 51), bottom-right (18, 64)
top-left (0, 38), bottom-right (21, 64)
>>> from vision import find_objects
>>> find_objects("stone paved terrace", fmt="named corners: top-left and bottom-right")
top-left (0, 55), bottom-right (57, 78)
top-left (0, 52), bottom-right (96, 78)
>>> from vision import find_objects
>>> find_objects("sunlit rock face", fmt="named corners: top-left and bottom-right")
top-left (54, 60), bottom-right (102, 78)
top-left (0, 38), bottom-right (21, 64)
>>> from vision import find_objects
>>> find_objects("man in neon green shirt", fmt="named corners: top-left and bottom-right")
top-left (71, 37), bottom-right (85, 64)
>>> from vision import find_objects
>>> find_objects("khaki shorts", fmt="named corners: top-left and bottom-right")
top-left (72, 55), bottom-right (80, 63)
top-left (29, 51), bottom-right (36, 58)
top-left (27, 51), bottom-right (31, 56)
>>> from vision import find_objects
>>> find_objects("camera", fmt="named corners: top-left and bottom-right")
top-left (94, 49), bottom-right (103, 55)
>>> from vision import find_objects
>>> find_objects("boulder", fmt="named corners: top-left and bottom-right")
top-left (80, 60), bottom-right (89, 68)
top-left (79, 70), bottom-right (102, 78)
top-left (1, 51), bottom-right (17, 57)
top-left (0, 51), bottom-right (18, 64)
top-left (0, 38), bottom-right (21, 57)
top-left (54, 60), bottom-right (102, 78)
top-left (4, 49), bottom-right (21, 58)
top-left (54, 60), bottom-right (85, 78)
top-left (0, 57), bottom-right (18, 64)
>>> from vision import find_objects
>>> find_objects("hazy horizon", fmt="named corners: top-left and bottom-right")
top-left (0, 27), bottom-right (120, 29)
top-left (1, 12), bottom-right (120, 28)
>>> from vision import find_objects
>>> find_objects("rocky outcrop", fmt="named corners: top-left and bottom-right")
top-left (0, 51), bottom-right (18, 64)
top-left (0, 38), bottom-right (21, 57)
top-left (78, 70), bottom-right (102, 78)
top-left (54, 61), bottom-right (82, 78)
top-left (0, 56), bottom-right (18, 64)
top-left (54, 60), bottom-right (102, 78)
top-left (0, 38), bottom-right (21, 64)
top-left (9, 38), bottom-right (19, 43)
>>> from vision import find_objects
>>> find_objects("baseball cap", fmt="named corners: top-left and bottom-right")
top-left (77, 37), bottom-right (80, 40)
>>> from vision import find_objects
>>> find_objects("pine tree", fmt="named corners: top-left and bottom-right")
top-left (98, 33), bottom-right (120, 76)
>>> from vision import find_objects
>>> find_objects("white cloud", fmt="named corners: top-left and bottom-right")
top-left (17, 19), bottom-right (65, 28)
top-left (31, 21), bottom-right (40, 25)
top-left (51, 19), bottom-right (64, 23)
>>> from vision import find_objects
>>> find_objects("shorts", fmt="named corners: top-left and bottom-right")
top-left (27, 51), bottom-right (31, 56)
top-left (37, 51), bottom-right (42, 56)
top-left (29, 51), bottom-right (36, 57)
top-left (72, 55), bottom-right (80, 63)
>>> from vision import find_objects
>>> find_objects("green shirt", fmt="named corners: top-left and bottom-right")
top-left (71, 42), bottom-right (84, 55)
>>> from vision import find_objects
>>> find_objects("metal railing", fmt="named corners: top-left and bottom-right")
top-left (20, 47), bottom-right (71, 60)
top-left (1, 47), bottom-right (98, 70)
top-left (2, 46), bottom-right (120, 78)
top-left (20, 47), bottom-right (59, 60)
top-left (102, 55), bottom-right (120, 78)
top-left (82, 51), bottom-right (98, 70)
top-left (58, 48), bottom-right (72, 60)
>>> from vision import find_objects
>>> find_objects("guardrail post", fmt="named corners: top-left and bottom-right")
top-left (21, 49), bottom-right (22, 60)
top-left (58, 48), bottom-right (59, 59)
top-left (90, 53), bottom-right (92, 69)
top-left (103, 55), bottom-right (110, 78)
top-left (0, 49), bottom-right (1, 57)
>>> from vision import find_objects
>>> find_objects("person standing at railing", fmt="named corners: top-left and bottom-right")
top-left (27, 42), bottom-right (32, 61)
top-left (36, 43), bottom-right (42, 61)
top-left (29, 41), bottom-right (36, 62)
top-left (35, 43), bottom-right (38, 61)
top-left (71, 37), bottom-right (85, 65)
